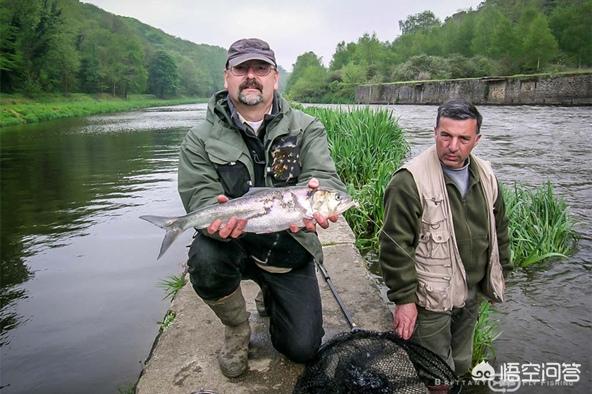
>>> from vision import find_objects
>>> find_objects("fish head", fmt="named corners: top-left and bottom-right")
top-left (311, 188), bottom-right (358, 217)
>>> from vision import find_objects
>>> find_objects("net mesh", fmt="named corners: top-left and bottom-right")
top-left (293, 330), bottom-right (457, 394)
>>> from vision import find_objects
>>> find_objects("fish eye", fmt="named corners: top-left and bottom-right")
top-left (336, 194), bottom-right (341, 200)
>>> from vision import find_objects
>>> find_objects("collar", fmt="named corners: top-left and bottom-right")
top-left (443, 156), bottom-right (481, 188)
top-left (226, 93), bottom-right (280, 132)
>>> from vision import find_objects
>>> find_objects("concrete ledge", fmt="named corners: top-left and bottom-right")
top-left (356, 72), bottom-right (592, 105)
top-left (136, 217), bottom-right (392, 393)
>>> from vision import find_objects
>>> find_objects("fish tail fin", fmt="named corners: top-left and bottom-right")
top-left (140, 215), bottom-right (187, 259)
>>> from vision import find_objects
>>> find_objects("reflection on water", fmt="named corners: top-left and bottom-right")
top-left (0, 105), bottom-right (205, 393)
top-left (0, 103), bottom-right (590, 392)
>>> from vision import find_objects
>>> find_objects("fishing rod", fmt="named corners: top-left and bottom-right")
top-left (315, 260), bottom-right (358, 330)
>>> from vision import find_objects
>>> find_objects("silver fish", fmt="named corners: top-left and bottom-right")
top-left (140, 187), bottom-right (358, 259)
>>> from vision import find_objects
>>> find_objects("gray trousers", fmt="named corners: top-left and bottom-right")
top-left (412, 288), bottom-right (481, 376)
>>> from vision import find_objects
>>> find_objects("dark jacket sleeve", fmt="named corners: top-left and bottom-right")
top-left (379, 170), bottom-right (422, 305)
top-left (494, 179), bottom-right (512, 276)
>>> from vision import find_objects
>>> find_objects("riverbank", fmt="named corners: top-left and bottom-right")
top-left (0, 93), bottom-right (206, 128)
top-left (356, 71), bottom-right (592, 106)
top-left (135, 218), bottom-right (392, 393)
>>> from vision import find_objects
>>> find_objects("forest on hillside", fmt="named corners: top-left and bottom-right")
top-left (285, 0), bottom-right (591, 103)
top-left (0, 0), bottom-right (227, 98)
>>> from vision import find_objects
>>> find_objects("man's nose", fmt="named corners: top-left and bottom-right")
top-left (246, 66), bottom-right (257, 77)
top-left (449, 138), bottom-right (459, 151)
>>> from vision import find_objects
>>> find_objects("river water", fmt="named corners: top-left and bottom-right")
top-left (0, 104), bottom-right (590, 393)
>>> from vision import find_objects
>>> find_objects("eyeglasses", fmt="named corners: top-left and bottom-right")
top-left (228, 63), bottom-right (275, 77)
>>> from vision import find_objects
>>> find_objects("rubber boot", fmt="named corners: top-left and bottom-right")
top-left (255, 289), bottom-right (268, 317)
top-left (204, 287), bottom-right (251, 378)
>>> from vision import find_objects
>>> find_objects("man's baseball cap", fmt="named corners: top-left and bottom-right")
top-left (226, 38), bottom-right (276, 68)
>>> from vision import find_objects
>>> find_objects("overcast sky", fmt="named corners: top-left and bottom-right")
top-left (82, 0), bottom-right (483, 71)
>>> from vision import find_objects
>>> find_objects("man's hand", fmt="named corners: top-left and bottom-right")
top-left (207, 195), bottom-right (247, 239)
top-left (393, 303), bottom-right (418, 340)
top-left (289, 178), bottom-right (338, 233)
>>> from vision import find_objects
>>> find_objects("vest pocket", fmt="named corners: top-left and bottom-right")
top-left (205, 140), bottom-right (252, 198)
top-left (417, 277), bottom-right (451, 311)
top-left (416, 228), bottom-right (450, 259)
top-left (417, 194), bottom-right (449, 258)
top-left (215, 161), bottom-right (251, 198)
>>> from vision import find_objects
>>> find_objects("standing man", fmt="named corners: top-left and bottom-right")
top-left (379, 99), bottom-right (512, 376)
top-left (178, 38), bottom-right (345, 378)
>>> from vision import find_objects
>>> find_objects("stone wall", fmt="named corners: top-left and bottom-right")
top-left (356, 73), bottom-right (592, 106)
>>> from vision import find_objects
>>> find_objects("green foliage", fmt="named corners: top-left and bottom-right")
top-left (158, 273), bottom-right (187, 301)
top-left (472, 300), bottom-right (501, 366)
top-left (285, 52), bottom-right (328, 102)
top-left (549, 0), bottom-right (592, 67)
top-left (0, 94), bottom-right (203, 128)
top-left (116, 384), bottom-right (135, 394)
top-left (0, 0), bottom-right (225, 97)
top-left (303, 107), bottom-right (408, 251)
top-left (503, 182), bottom-right (578, 267)
top-left (158, 310), bottom-right (176, 331)
top-left (285, 0), bottom-right (590, 102)
top-left (398, 10), bottom-right (441, 35)
top-left (148, 51), bottom-right (178, 98)
top-left (519, 11), bottom-right (559, 72)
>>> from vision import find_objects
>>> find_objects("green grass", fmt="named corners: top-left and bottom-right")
top-left (472, 300), bottom-right (502, 368)
top-left (116, 383), bottom-right (135, 394)
top-left (158, 310), bottom-right (176, 332)
top-left (158, 273), bottom-right (187, 301)
top-left (303, 106), bottom-right (409, 251)
top-left (0, 93), bottom-right (206, 128)
top-left (504, 182), bottom-right (578, 267)
top-left (469, 182), bottom-right (577, 366)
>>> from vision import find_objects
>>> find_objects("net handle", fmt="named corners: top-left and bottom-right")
top-left (315, 260), bottom-right (358, 330)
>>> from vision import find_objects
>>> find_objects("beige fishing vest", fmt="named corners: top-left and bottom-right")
top-left (402, 145), bottom-right (505, 312)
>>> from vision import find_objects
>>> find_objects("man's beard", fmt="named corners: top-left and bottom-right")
top-left (238, 79), bottom-right (264, 106)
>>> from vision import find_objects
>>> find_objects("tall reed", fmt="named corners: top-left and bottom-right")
top-left (503, 182), bottom-right (578, 267)
top-left (303, 106), bottom-right (409, 251)
top-left (472, 300), bottom-right (501, 367)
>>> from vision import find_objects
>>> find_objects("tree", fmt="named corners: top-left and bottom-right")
top-left (0, 1), bottom-right (18, 91)
top-left (99, 33), bottom-right (146, 97)
top-left (176, 56), bottom-right (210, 97)
top-left (148, 51), bottom-right (178, 98)
top-left (285, 51), bottom-right (325, 93)
top-left (520, 13), bottom-right (559, 71)
top-left (78, 47), bottom-right (101, 93)
top-left (549, 0), bottom-right (592, 67)
top-left (330, 41), bottom-right (356, 71)
top-left (285, 52), bottom-right (328, 102)
top-left (398, 10), bottom-right (441, 35)
top-left (470, 6), bottom-right (521, 73)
